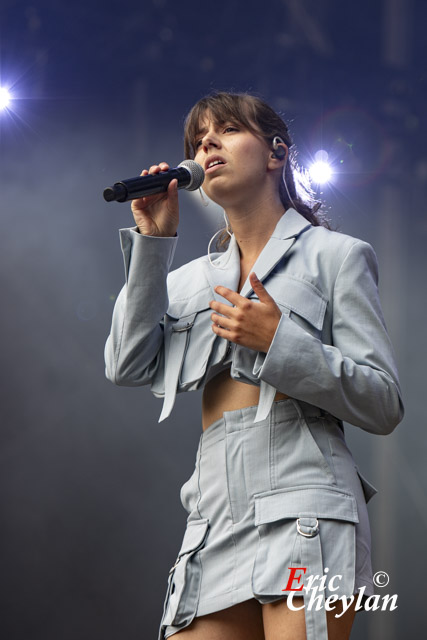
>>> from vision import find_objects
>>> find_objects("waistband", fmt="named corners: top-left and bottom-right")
top-left (200, 398), bottom-right (328, 449)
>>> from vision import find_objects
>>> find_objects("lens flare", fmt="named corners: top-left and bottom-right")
top-left (0, 87), bottom-right (12, 110)
top-left (314, 149), bottom-right (329, 163)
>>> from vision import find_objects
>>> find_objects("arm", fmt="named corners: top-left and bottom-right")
top-left (104, 227), bottom-right (178, 386)
top-left (257, 240), bottom-right (404, 435)
top-left (105, 160), bottom-right (179, 388)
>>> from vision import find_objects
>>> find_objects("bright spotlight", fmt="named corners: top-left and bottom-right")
top-left (0, 87), bottom-right (12, 110)
top-left (309, 160), bottom-right (333, 185)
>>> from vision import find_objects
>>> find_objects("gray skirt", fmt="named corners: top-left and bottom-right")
top-left (158, 398), bottom-right (376, 640)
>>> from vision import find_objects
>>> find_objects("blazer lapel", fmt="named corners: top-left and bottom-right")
top-left (240, 208), bottom-right (312, 297)
top-left (239, 235), bottom-right (296, 298)
top-left (204, 208), bottom-right (312, 301)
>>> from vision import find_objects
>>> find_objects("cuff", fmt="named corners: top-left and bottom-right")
top-left (119, 227), bottom-right (179, 283)
top-left (254, 310), bottom-right (289, 380)
top-left (256, 309), bottom-right (314, 394)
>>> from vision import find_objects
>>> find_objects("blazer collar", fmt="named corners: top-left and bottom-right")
top-left (204, 208), bottom-right (312, 301)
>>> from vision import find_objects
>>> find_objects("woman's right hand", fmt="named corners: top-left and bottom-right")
top-left (131, 162), bottom-right (179, 237)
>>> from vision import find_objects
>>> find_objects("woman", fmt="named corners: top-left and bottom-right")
top-left (104, 91), bottom-right (404, 640)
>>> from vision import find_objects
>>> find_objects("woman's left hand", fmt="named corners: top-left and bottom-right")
top-left (209, 272), bottom-right (282, 353)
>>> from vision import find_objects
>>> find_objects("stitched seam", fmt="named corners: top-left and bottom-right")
top-left (331, 239), bottom-right (360, 313)
top-left (195, 439), bottom-right (203, 520)
top-left (224, 434), bottom-right (236, 524)
top-left (169, 284), bottom-right (212, 304)
top-left (269, 413), bottom-right (276, 491)
top-left (224, 432), bottom-right (239, 594)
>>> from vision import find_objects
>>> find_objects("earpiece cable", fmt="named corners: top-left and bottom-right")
top-left (207, 210), bottom-right (233, 269)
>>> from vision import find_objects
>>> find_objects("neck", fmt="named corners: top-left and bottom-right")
top-left (225, 194), bottom-right (286, 262)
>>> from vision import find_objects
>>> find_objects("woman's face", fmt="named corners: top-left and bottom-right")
top-left (193, 113), bottom-right (274, 208)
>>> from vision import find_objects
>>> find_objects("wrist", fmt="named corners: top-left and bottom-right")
top-left (137, 227), bottom-right (177, 238)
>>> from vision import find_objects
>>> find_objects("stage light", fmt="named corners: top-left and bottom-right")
top-left (0, 87), bottom-right (12, 110)
top-left (309, 151), bottom-right (333, 185)
top-left (310, 161), bottom-right (332, 184)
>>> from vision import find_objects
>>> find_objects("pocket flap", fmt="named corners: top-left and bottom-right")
top-left (254, 484), bottom-right (359, 526)
top-left (167, 287), bottom-right (213, 318)
top-left (178, 518), bottom-right (209, 557)
top-left (267, 275), bottom-right (327, 330)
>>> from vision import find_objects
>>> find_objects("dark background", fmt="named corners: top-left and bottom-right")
top-left (0, 1), bottom-right (425, 638)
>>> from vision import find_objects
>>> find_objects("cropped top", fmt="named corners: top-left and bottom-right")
top-left (104, 208), bottom-right (403, 434)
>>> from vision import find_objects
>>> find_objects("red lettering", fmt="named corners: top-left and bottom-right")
top-left (283, 567), bottom-right (306, 591)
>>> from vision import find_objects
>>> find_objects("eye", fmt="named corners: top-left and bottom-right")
top-left (224, 125), bottom-right (239, 133)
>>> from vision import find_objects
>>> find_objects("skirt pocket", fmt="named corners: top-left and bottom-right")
top-left (159, 518), bottom-right (210, 635)
top-left (251, 484), bottom-right (359, 600)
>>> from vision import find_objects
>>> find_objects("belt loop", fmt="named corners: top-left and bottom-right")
top-left (290, 398), bottom-right (304, 420)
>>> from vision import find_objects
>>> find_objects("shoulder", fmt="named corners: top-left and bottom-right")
top-left (302, 223), bottom-right (369, 251)
top-left (285, 224), bottom-right (380, 294)
top-left (299, 224), bottom-right (377, 270)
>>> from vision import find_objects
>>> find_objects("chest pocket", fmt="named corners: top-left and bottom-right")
top-left (265, 274), bottom-right (328, 338)
top-left (166, 287), bottom-right (226, 388)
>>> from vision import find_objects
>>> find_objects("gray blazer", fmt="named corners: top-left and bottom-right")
top-left (104, 208), bottom-right (404, 434)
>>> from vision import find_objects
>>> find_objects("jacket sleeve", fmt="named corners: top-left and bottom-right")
top-left (104, 227), bottom-right (178, 387)
top-left (256, 239), bottom-right (404, 435)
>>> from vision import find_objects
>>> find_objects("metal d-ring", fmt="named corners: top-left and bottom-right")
top-left (296, 517), bottom-right (319, 537)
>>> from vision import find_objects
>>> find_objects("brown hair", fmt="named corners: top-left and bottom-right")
top-left (183, 91), bottom-right (331, 249)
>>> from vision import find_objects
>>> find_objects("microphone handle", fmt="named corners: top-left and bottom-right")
top-left (103, 167), bottom-right (191, 202)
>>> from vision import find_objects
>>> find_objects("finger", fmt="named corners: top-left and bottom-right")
top-left (211, 323), bottom-right (231, 340)
top-left (140, 169), bottom-right (149, 176)
top-left (159, 162), bottom-right (170, 171)
top-left (214, 286), bottom-right (246, 306)
top-left (149, 164), bottom-right (163, 174)
top-left (167, 178), bottom-right (179, 206)
top-left (209, 299), bottom-right (234, 316)
top-left (249, 272), bottom-right (274, 303)
top-left (211, 312), bottom-right (233, 330)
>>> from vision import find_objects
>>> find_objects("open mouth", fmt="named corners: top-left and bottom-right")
top-left (206, 158), bottom-right (226, 173)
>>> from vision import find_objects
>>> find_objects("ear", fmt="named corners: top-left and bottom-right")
top-left (268, 142), bottom-right (288, 170)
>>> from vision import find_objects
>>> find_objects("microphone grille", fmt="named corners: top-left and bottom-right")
top-left (178, 160), bottom-right (205, 191)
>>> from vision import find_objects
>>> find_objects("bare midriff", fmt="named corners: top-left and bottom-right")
top-left (201, 366), bottom-right (290, 431)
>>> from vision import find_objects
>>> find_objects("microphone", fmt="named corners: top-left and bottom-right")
top-left (103, 160), bottom-right (205, 203)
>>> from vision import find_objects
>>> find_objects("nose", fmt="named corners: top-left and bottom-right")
top-left (200, 128), bottom-right (220, 153)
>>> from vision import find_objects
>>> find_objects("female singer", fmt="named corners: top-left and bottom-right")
top-left (104, 91), bottom-right (404, 640)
